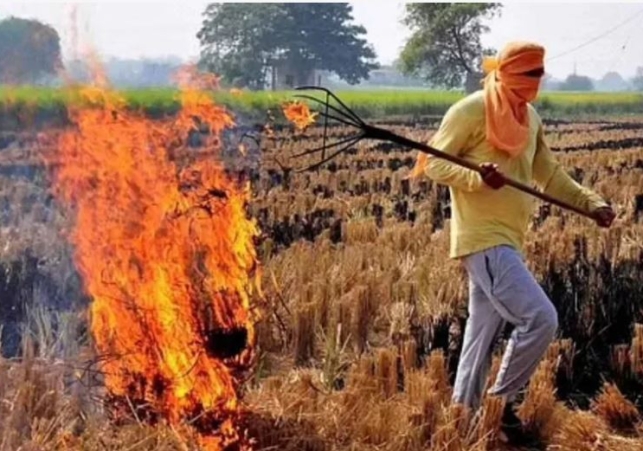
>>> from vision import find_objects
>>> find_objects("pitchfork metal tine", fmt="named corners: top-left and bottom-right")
top-left (291, 133), bottom-right (365, 158)
top-left (311, 109), bottom-right (364, 128)
top-left (296, 86), bottom-right (364, 126)
top-left (293, 94), bottom-right (362, 128)
top-left (295, 86), bottom-right (365, 126)
top-left (296, 136), bottom-right (364, 173)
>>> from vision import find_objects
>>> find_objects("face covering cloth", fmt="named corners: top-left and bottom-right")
top-left (409, 41), bottom-right (545, 179)
top-left (482, 41), bottom-right (545, 156)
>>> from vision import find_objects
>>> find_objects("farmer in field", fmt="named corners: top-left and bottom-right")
top-left (411, 41), bottom-right (615, 444)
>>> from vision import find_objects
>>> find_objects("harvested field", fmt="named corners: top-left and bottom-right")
top-left (1, 107), bottom-right (643, 450)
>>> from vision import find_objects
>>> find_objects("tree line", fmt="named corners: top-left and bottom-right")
top-left (2, 4), bottom-right (643, 92)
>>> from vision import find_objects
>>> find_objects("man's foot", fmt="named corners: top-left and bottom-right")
top-left (499, 402), bottom-right (538, 446)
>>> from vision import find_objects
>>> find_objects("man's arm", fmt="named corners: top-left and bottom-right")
top-left (424, 104), bottom-right (485, 192)
top-left (532, 122), bottom-right (615, 226)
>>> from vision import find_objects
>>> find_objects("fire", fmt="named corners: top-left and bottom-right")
top-left (282, 101), bottom-right (317, 130)
top-left (46, 65), bottom-right (260, 449)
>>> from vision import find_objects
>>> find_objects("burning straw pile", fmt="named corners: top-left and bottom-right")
top-left (40, 65), bottom-right (262, 449)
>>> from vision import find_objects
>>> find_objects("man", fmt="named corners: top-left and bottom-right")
top-left (411, 42), bottom-right (615, 444)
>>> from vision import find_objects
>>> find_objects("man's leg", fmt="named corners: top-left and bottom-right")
top-left (482, 247), bottom-right (558, 400)
top-left (462, 245), bottom-right (558, 444)
top-left (462, 245), bottom-right (558, 400)
top-left (452, 267), bottom-right (506, 411)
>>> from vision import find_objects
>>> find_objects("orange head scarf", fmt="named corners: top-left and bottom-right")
top-left (482, 41), bottom-right (545, 156)
top-left (408, 41), bottom-right (544, 179)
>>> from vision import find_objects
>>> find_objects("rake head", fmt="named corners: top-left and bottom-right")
top-left (288, 86), bottom-right (375, 172)
top-left (287, 86), bottom-right (414, 172)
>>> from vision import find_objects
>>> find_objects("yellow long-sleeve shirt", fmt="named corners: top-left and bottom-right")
top-left (425, 90), bottom-right (607, 259)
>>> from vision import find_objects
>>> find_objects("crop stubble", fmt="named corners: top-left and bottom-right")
top-left (248, 116), bottom-right (643, 450)
top-left (0, 115), bottom-right (643, 449)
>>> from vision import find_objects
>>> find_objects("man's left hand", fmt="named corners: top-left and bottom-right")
top-left (592, 205), bottom-right (616, 228)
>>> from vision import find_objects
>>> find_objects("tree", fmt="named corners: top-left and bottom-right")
top-left (541, 73), bottom-right (562, 91)
top-left (632, 67), bottom-right (643, 91)
top-left (559, 74), bottom-right (594, 91)
top-left (197, 4), bottom-right (283, 89)
top-left (0, 17), bottom-right (62, 84)
top-left (399, 3), bottom-right (501, 89)
top-left (197, 3), bottom-right (378, 89)
top-left (595, 71), bottom-right (628, 92)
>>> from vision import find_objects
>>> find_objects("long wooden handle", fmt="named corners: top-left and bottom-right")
top-left (366, 126), bottom-right (596, 220)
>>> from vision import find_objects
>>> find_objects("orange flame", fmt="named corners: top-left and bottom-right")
top-left (46, 64), bottom-right (259, 449)
top-left (282, 101), bottom-right (317, 130)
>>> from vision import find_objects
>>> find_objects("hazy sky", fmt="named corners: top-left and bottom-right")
top-left (1, 1), bottom-right (642, 80)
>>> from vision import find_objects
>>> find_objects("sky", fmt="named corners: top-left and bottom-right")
top-left (1, 1), bottom-right (642, 80)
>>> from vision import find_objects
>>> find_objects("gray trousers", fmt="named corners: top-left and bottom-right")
top-left (452, 245), bottom-right (558, 410)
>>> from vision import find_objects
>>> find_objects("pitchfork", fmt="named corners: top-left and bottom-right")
top-left (289, 86), bottom-right (595, 220)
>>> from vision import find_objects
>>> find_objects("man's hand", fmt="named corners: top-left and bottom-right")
top-left (480, 162), bottom-right (506, 190)
top-left (592, 205), bottom-right (616, 228)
